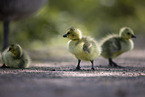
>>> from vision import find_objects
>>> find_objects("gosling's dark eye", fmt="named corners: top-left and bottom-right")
top-left (9, 48), bottom-right (12, 51)
top-left (127, 32), bottom-right (131, 35)
top-left (67, 32), bottom-right (70, 35)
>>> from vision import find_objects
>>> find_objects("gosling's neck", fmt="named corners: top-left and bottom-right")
top-left (71, 38), bottom-right (81, 41)
top-left (120, 36), bottom-right (130, 40)
top-left (71, 35), bottom-right (82, 41)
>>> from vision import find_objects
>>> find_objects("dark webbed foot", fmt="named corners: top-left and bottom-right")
top-left (75, 66), bottom-right (81, 70)
top-left (91, 67), bottom-right (95, 71)
top-left (109, 63), bottom-right (124, 68)
top-left (112, 63), bottom-right (123, 68)
top-left (108, 58), bottom-right (124, 68)
top-left (1, 64), bottom-right (9, 68)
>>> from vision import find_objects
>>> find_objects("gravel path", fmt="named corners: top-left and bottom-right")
top-left (0, 49), bottom-right (145, 97)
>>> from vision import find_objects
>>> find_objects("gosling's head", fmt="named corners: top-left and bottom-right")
top-left (119, 27), bottom-right (136, 39)
top-left (9, 44), bottom-right (23, 58)
top-left (63, 27), bottom-right (82, 40)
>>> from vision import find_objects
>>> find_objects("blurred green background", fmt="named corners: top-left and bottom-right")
top-left (0, 0), bottom-right (145, 50)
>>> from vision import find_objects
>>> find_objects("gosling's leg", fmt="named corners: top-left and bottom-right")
top-left (90, 60), bottom-right (95, 70)
top-left (108, 58), bottom-right (122, 68)
top-left (1, 64), bottom-right (9, 68)
top-left (109, 58), bottom-right (113, 67)
top-left (76, 59), bottom-right (81, 70)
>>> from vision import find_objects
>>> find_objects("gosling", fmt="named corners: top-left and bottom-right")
top-left (100, 27), bottom-right (136, 67)
top-left (1, 44), bottom-right (31, 68)
top-left (63, 27), bottom-right (101, 70)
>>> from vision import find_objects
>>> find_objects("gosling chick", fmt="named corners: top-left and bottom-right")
top-left (100, 27), bottom-right (136, 67)
top-left (1, 44), bottom-right (31, 68)
top-left (63, 27), bottom-right (101, 70)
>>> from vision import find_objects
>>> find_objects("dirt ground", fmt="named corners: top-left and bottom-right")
top-left (0, 45), bottom-right (145, 97)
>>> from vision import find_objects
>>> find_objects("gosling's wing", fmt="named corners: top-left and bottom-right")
top-left (18, 59), bottom-right (25, 68)
top-left (103, 37), bottom-right (121, 53)
top-left (18, 51), bottom-right (31, 68)
top-left (83, 41), bottom-right (92, 53)
top-left (112, 38), bottom-right (121, 51)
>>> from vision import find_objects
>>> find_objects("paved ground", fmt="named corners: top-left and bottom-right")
top-left (0, 46), bottom-right (145, 97)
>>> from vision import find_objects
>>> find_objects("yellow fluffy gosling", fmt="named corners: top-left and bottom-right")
top-left (63, 27), bottom-right (101, 70)
top-left (1, 44), bottom-right (31, 68)
top-left (100, 27), bottom-right (136, 67)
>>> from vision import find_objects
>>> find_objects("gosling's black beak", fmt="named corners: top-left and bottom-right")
top-left (131, 35), bottom-right (136, 38)
top-left (63, 34), bottom-right (67, 38)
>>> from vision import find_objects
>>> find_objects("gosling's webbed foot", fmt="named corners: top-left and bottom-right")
top-left (75, 66), bottom-right (81, 71)
top-left (112, 63), bottom-right (124, 68)
top-left (91, 67), bottom-right (95, 71)
top-left (109, 64), bottom-right (124, 68)
top-left (1, 64), bottom-right (9, 68)
top-left (108, 58), bottom-right (124, 68)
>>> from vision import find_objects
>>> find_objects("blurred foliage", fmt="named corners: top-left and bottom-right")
top-left (0, 0), bottom-right (145, 48)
